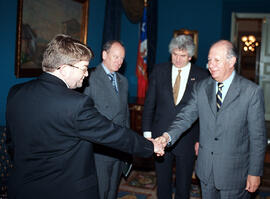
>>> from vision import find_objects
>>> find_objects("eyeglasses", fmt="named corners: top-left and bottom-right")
top-left (67, 64), bottom-right (88, 74)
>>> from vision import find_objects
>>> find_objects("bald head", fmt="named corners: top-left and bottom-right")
top-left (207, 40), bottom-right (237, 82)
top-left (212, 40), bottom-right (237, 59)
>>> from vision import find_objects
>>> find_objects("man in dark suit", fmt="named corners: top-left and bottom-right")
top-left (83, 40), bottom-right (131, 199)
top-left (142, 35), bottom-right (208, 199)
top-left (158, 40), bottom-right (267, 199)
top-left (6, 34), bottom-right (164, 199)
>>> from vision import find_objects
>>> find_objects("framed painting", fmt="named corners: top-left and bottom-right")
top-left (173, 29), bottom-right (199, 60)
top-left (15, 0), bottom-right (89, 77)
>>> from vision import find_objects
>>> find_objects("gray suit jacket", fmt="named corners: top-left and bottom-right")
top-left (168, 73), bottom-right (266, 189)
top-left (83, 64), bottom-right (131, 169)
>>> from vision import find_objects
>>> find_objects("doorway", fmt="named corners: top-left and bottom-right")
top-left (231, 13), bottom-right (270, 121)
top-left (235, 18), bottom-right (262, 83)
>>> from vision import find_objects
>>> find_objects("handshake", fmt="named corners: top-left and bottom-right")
top-left (144, 132), bottom-right (171, 156)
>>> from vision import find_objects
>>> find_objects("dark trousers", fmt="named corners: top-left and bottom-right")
top-left (155, 150), bottom-right (195, 199)
top-left (94, 154), bottom-right (122, 199)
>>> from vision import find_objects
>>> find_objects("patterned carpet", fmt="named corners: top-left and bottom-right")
top-left (2, 123), bottom-right (270, 199)
top-left (117, 169), bottom-right (270, 199)
top-left (117, 169), bottom-right (201, 199)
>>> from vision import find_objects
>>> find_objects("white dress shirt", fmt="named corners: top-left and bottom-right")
top-left (172, 62), bottom-right (191, 105)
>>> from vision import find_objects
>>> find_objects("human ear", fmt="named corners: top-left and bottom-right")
top-left (230, 57), bottom-right (237, 68)
top-left (102, 51), bottom-right (107, 60)
top-left (58, 65), bottom-right (69, 77)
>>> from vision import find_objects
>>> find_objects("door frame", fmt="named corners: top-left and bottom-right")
top-left (231, 13), bottom-right (270, 121)
top-left (230, 12), bottom-right (270, 43)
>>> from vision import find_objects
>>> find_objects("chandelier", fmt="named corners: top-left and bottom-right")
top-left (241, 35), bottom-right (259, 52)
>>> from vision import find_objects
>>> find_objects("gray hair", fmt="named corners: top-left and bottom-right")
top-left (168, 35), bottom-right (195, 57)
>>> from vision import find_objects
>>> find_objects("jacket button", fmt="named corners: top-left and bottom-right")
top-left (214, 138), bottom-right (218, 141)
top-left (211, 152), bottom-right (213, 155)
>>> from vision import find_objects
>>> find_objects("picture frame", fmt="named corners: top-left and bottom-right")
top-left (173, 29), bottom-right (199, 60)
top-left (15, 0), bottom-right (89, 78)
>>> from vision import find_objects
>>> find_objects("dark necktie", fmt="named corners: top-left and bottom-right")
top-left (107, 73), bottom-right (118, 93)
top-left (173, 70), bottom-right (181, 105)
top-left (216, 82), bottom-right (224, 111)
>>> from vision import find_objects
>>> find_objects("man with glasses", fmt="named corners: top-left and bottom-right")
top-left (83, 40), bottom-right (131, 199)
top-left (6, 34), bottom-right (164, 199)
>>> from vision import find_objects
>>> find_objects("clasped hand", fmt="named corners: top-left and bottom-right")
top-left (147, 133), bottom-right (170, 156)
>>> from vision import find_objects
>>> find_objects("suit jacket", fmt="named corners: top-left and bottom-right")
top-left (142, 62), bottom-right (209, 155)
top-left (168, 73), bottom-right (267, 189)
top-left (6, 73), bottom-right (153, 199)
top-left (83, 64), bottom-right (131, 170)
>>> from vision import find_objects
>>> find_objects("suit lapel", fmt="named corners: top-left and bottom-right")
top-left (116, 73), bottom-right (125, 102)
top-left (97, 65), bottom-right (119, 98)
top-left (219, 74), bottom-right (240, 113)
top-left (164, 64), bottom-right (175, 106)
top-left (180, 64), bottom-right (195, 104)
top-left (205, 74), bottom-right (241, 115)
top-left (205, 77), bottom-right (217, 115)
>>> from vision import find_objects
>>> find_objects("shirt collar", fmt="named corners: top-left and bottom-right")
top-left (172, 62), bottom-right (191, 73)
top-left (102, 63), bottom-right (115, 75)
top-left (216, 70), bottom-right (235, 86)
top-left (46, 71), bottom-right (70, 88)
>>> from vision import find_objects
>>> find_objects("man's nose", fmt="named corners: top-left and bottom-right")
top-left (208, 60), bottom-right (214, 68)
top-left (116, 58), bottom-right (123, 65)
top-left (175, 56), bottom-right (181, 62)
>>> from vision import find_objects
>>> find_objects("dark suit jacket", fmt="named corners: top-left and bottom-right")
top-left (142, 62), bottom-right (209, 155)
top-left (83, 64), bottom-right (131, 172)
top-left (168, 74), bottom-right (266, 189)
top-left (6, 73), bottom-right (153, 199)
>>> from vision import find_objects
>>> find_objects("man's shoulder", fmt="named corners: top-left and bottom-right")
top-left (116, 72), bottom-right (128, 81)
top-left (236, 74), bottom-right (261, 91)
top-left (150, 62), bottom-right (171, 75)
top-left (60, 88), bottom-right (91, 108)
top-left (9, 76), bottom-right (45, 93)
top-left (8, 80), bottom-right (33, 97)
top-left (154, 62), bottom-right (171, 69)
top-left (195, 75), bottom-right (212, 88)
top-left (89, 64), bottom-right (102, 74)
top-left (191, 64), bottom-right (209, 76)
top-left (11, 80), bottom-right (31, 90)
top-left (88, 64), bottom-right (105, 80)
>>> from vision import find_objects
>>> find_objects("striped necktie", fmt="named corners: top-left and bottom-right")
top-left (216, 82), bottom-right (224, 111)
top-left (107, 73), bottom-right (118, 93)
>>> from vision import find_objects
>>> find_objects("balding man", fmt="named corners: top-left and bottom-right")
top-left (157, 40), bottom-right (266, 199)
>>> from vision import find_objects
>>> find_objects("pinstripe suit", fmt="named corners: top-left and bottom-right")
top-left (168, 73), bottom-right (266, 198)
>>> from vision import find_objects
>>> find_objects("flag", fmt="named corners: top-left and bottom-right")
top-left (136, 3), bottom-right (148, 99)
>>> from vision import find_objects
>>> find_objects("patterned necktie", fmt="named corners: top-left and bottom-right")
top-left (216, 82), bottom-right (224, 111)
top-left (107, 73), bottom-right (118, 93)
top-left (173, 70), bottom-right (181, 105)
